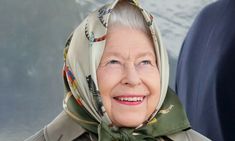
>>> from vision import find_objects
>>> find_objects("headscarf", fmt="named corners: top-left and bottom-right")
top-left (62, 0), bottom-right (190, 140)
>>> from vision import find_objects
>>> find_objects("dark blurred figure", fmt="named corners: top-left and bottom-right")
top-left (176, 0), bottom-right (235, 141)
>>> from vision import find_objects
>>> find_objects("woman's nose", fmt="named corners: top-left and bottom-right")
top-left (121, 63), bottom-right (141, 86)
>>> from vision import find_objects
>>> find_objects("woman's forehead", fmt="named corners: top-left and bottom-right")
top-left (103, 27), bottom-right (155, 56)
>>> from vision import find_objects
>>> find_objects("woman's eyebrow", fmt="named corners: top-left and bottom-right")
top-left (136, 52), bottom-right (156, 59)
top-left (102, 51), bottom-right (125, 59)
top-left (102, 51), bottom-right (155, 59)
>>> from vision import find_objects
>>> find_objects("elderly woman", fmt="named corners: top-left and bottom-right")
top-left (25, 0), bottom-right (210, 141)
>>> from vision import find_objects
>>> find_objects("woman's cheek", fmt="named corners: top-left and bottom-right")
top-left (101, 66), bottom-right (123, 80)
top-left (97, 66), bottom-right (123, 92)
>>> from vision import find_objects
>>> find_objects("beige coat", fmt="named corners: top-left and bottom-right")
top-left (25, 111), bottom-right (211, 141)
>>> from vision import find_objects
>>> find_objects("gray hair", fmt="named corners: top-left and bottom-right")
top-left (108, 1), bottom-right (150, 35)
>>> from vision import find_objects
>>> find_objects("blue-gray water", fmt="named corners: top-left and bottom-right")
top-left (0, 0), bottom-right (213, 140)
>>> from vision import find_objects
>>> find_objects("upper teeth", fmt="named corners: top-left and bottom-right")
top-left (117, 97), bottom-right (144, 102)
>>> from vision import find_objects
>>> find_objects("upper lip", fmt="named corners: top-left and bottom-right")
top-left (113, 93), bottom-right (148, 98)
top-left (114, 95), bottom-right (145, 98)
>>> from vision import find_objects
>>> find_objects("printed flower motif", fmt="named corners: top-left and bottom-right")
top-left (86, 75), bottom-right (99, 95)
top-left (85, 22), bottom-right (106, 43)
top-left (63, 65), bottom-right (84, 106)
top-left (65, 66), bottom-right (79, 91)
top-left (147, 13), bottom-right (153, 26)
top-left (86, 75), bottom-right (103, 115)
top-left (98, 5), bottom-right (112, 28)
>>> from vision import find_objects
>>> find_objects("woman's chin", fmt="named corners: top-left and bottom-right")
top-left (111, 113), bottom-right (147, 127)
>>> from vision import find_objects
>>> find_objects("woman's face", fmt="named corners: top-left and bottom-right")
top-left (97, 26), bottom-right (160, 127)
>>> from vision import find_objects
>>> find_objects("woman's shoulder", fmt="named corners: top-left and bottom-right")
top-left (167, 129), bottom-right (211, 141)
top-left (24, 111), bottom-right (89, 141)
top-left (24, 129), bottom-right (46, 141)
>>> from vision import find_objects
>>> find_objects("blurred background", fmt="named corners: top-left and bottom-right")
top-left (0, 0), bottom-right (214, 140)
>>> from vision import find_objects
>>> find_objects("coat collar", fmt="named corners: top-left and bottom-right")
top-left (44, 111), bottom-right (86, 141)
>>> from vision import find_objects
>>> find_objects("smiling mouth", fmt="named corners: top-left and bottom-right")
top-left (113, 96), bottom-right (145, 105)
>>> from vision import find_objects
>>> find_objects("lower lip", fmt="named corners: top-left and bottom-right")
top-left (114, 97), bottom-right (145, 106)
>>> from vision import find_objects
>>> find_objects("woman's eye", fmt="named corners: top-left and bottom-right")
top-left (140, 60), bottom-right (151, 65)
top-left (108, 60), bottom-right (120, 65)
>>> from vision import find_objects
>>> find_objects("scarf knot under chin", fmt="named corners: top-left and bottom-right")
top-left (98, 121), bottom-right (156, 141)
